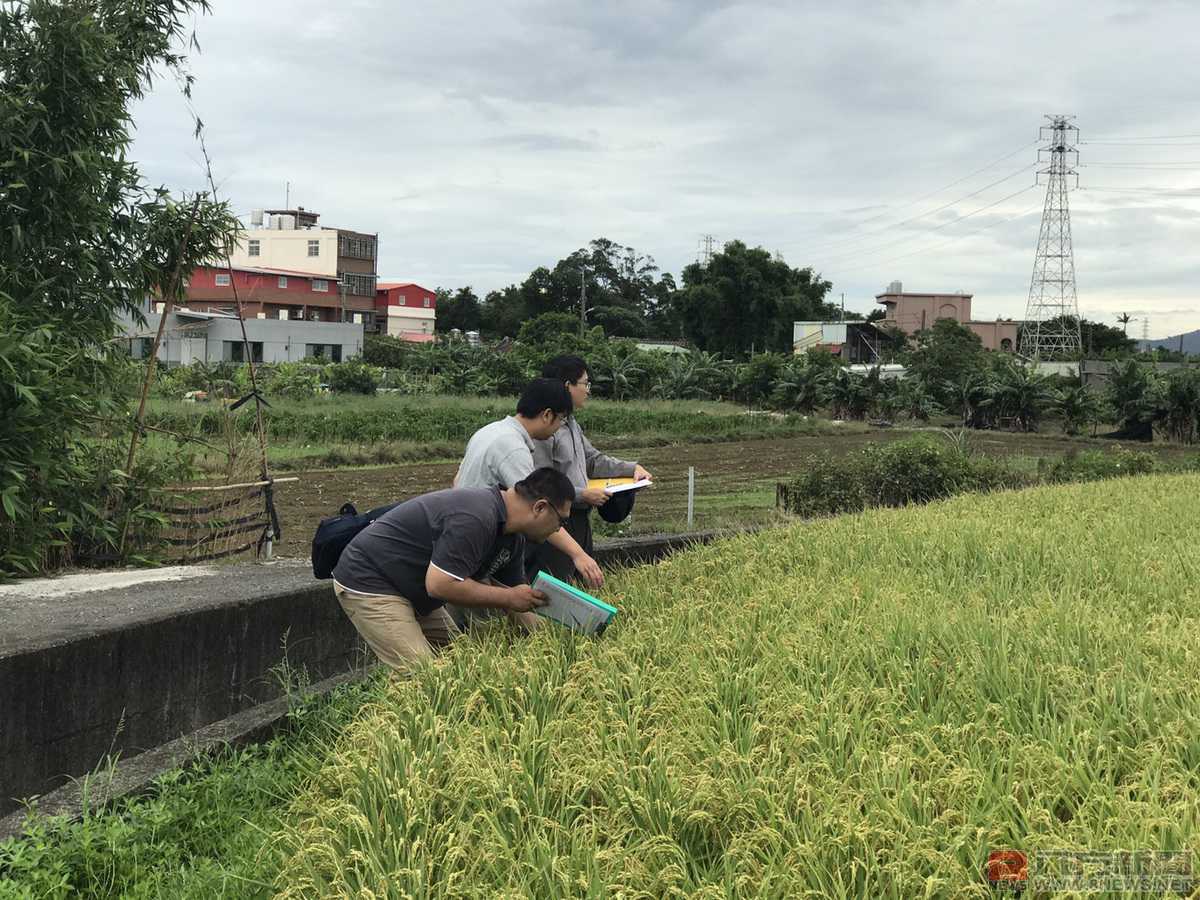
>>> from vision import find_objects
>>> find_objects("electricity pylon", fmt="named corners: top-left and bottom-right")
top-left (1019, 115), bottom-right (1082, 360)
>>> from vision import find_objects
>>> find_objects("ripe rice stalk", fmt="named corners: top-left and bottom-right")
top-left (271, 474), bottom-right (1200, 898)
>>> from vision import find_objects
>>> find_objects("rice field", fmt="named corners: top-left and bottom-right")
top-left (273, 475), bottom-right (1200, 898)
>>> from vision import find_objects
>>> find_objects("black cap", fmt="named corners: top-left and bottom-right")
top-left (597, 488), bottom-right (637, 524)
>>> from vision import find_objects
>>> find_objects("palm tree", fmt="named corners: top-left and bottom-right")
top-left (827, 368), bottom-right (870, 420)
top-left (888, 377), bottom-right (937, 422)
top-left (1053, 383), bottom-right (1104, 436)
top-left (1155, 367), bottom-right (1200, 444)
top-left (991, 359), bottom-right (1056, 432)
top-left (652, 354), bottom-right (712, 400)
top-left (771, 364), bottom-right (828, 414)
top-left (1117, 312), bottom-right (1132, 335)
top-left (590, 345), bottom-right (645, 401)
top-left (1104, 358), bottom-right (1156, 438)
top-left (946, 370), bottom-right (995, 429)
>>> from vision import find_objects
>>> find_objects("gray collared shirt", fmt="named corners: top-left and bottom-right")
top-left (533, 416), bottom-right (635, 507)
top-left (455, 416), bottom-right (537, 490)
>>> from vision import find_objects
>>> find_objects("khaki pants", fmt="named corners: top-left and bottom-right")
top-left (334, 581), bottom-right (461, 671)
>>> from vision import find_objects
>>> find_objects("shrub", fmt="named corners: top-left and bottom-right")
top-left (1047, 446), bottom-right (1157, 483)
top-left (516, 312), bottom-right (582, 345)
top-left (778, 437), bottom-right (1162, 518)
top-left (777, 437), bottom-right (1023, 517)
top-left (266, 363), bottom-right (323, 401)
top-left (326, 360), bottom-right (379, 395)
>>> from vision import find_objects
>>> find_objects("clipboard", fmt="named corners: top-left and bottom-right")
top-left (531, 571), bottom-right (617, 636)
top-left (586, 476), bottom-right (653, 495)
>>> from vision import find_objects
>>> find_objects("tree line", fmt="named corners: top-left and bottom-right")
top-left (433, 238), bottom-right (844, 355)
top-left (356, 318), bottom-right (1200, 443)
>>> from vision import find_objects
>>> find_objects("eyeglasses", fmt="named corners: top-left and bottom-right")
top-left (572, 379), bottom-right (591, 392)
top-left (538, 500), bottom-right (570, 528)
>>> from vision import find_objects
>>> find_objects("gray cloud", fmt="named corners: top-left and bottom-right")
top-left (130, 0), bottom-right (1200, 338)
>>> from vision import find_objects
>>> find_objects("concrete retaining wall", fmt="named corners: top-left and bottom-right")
top-left (0, 531), bottom-right (730, 828)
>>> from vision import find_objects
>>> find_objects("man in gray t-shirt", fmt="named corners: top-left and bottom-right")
top-left (332, 468), bottom-right (575, 671)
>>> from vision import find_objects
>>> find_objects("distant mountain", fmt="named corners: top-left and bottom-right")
top-left (1139, 328), bottom-right (1200, 355)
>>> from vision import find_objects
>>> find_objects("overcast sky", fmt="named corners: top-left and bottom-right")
top-left (132, 0), bottom-right (1200, 338)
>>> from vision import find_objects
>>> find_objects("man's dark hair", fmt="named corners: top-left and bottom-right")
top-left (541, 354), bottom-right (588, 384)
top-left (516, 378), bottom-right (572, 418)
top-left (515, 467), bottom-right (576, 509)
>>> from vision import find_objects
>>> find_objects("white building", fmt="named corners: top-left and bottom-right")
top-left (121, 309), bottom-right (364, 365)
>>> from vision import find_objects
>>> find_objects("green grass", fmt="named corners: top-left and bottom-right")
top-left (268, 474), bottom-right (1200, 897)
top-left (142, 394), bottom-right (862, 477)
top-left (0, 674), bottom-right (389, 899)
top-left (146, 394), bottom-right (851, 445)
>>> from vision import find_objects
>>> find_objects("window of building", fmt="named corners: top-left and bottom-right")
top-left (305, 343), bottom-right (343, 363)
top-left (338, 234), bottom-right (376, 260)
top-left (423, 297), bottom-right (430, 308)
top-left (215, 273), bottom-right (231, 287)
top-left (339, 272), bottom-right (376, 297)
top-left (397, 294), bottom-right (406, 304)
top-left (248, 240), bottom-right (260, 257)
top-left (312, 278), bottom-right (328, 292)
top-left (224, 340), bottom-right (263, 363)
top-left (308, 240), bottom-right (320, 257)
top-left (136, 337), bottom-right (154, 358)
top-left (278, 276), bottom-right (288, 288)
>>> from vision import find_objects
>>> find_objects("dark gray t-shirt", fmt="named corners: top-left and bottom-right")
top-left (332, 487), bottom-right (525, 615)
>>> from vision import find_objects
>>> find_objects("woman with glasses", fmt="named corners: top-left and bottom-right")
top-left (530, 354), bottom-right (652, 583)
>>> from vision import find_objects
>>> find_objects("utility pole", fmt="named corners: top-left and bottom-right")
top-left (1020, 115), bottom-right (1082, 361)
top-left (840, 292), bottom-right (845, 322)
top-left (576, 270), bottom-right (585, 340)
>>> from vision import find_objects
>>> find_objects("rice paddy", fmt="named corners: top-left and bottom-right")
top-left (270, 474), bottom-right (1200, 898)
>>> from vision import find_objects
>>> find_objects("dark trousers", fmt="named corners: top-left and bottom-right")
top-left (526, 507), bottom-right (592, 584)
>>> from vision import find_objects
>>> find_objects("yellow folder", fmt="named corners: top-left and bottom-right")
top-left (586, 476), bottom-right (653, 495)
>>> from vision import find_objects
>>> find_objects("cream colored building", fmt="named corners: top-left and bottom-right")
top-left (225, 208), bottom-right (380, 328)
top-left (229, 225), bottom-right (338, 278)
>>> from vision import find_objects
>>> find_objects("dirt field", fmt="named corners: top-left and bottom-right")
top-left (270, 429), bottom-right (1192, 561)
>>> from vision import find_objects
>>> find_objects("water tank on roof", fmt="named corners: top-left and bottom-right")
top-left (278, 214), bottom-right (296, 230)
top-left (250, 209), bottom-right (264, 226)
top-left (887, 280), bottom-right (903, 294)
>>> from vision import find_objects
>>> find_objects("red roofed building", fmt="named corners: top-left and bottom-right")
top-left (179, 264), bottom-right (375, 325)
top-left (376, 282), bottom-right (436, 340)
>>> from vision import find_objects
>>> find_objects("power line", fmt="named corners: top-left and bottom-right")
top-left (1085, 132), bottom-right (1200, 141)
top-left (798, 161), bottom-right (1038, 256)
top-left (818, 182), bottom-right (1038, 265)
top-left (1086, 161), bottom-right (1200, 168)
top-left (1078, 185), bottom-right (1200, 196)
top-left (831, 139), bottom-right (1040, 232)
top-left (1083, 141), bottom-right (1200, 147)
top-left (835, 201), bottom-right (1043, 271)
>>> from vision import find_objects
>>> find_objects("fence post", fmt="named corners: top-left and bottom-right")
top-left (687, 466), bottom-right (695, 529)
